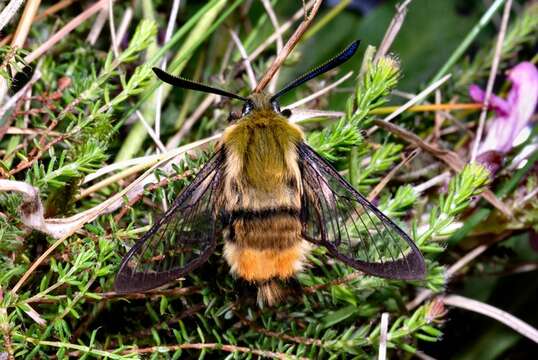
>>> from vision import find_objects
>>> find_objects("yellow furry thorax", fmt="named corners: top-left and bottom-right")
top-left (221, 92), bottom-right (304, 191)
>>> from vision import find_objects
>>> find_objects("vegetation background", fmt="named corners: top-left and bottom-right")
top-left (0, 0), bottom-right (537, 358)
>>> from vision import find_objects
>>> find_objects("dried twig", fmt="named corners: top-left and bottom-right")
top-left (372, 119), bottom-right (513, 217)
top-left (10, 0), bottom-right (41, 48)
top-left (155, 0), bottom-right (181, 141)
top-left (374, 0), bottom-right (413, 62)
top-left (368, 74), bottom-right (452, 136)
top-left (254, 0), bottom-right (323, 92)
top-left (0, 0), bottom-right (76, 46)
top-left (230, 30), bottom-right (257, 90)
top-left (378, 313), bottom-right (389, 360)
top-left (85, 7), bottom-right (108, 45)
top-left (0, 0), bottom-right (25, 33)
top-left (443, 294), bottom-right (538, 343)
top-left (121, 343), bottom-right (307, 359)
top-left (470, 0), bottom-right (512, 161)
top-left (248, 0), bottom-right (316, 62)
top-left (24, 0), bottom-right (109, 64)
top-left (261, 0), bottom-right (284, 93)
top-left (287, 71), bottom-right (353, 109)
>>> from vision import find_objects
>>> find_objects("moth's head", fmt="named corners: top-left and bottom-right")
top-left (237, 93), bottom-right (291, 121)
top-left (152, 40), bottom-right (360, 124)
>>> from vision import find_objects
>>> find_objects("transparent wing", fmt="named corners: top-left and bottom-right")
top-left (114, 150), bottom-right (225, 293)
top-left (298, 143), bottom-right (425, 280)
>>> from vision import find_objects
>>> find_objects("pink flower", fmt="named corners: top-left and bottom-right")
top-left (470, 62), bottom-right (538, 155)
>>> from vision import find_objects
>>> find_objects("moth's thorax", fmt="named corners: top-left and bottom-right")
top-left (221, 99), bottom-right (304, 194)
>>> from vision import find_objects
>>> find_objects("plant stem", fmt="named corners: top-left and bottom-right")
top-left (431, 0), bottom-right (506, 82)
top-left (115, 0), bottom-right (232, 162)
top-left (369, 103), bottom-right (482, 115)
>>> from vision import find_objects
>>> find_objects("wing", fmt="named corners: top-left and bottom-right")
top-left (114, 149), bottom-right (225, 293)
top-left (298, 143), bottom-right (425, 280)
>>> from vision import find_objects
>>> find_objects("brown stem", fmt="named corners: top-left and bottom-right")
top-left (10, 0), bottom-right (41, 48)
top-left (254, 0), bottom-right (323, 93)
top-left (113, 171), bottom-right (193, 223)
top-left (372, 119), bottom-right (513, 217)
top-left (0, 301), bottom-right (15, 360)
top-left (0, 0), bottom-right (77, 46)
top-left (122, 342), bottom-right (308, 359)
top-left (24, 0), bottom-right (108, 64)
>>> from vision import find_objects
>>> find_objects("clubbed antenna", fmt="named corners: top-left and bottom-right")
top-left (152, 67), bottom-right (247, 101)
top-left (270, 40), bottom-right (360, 102)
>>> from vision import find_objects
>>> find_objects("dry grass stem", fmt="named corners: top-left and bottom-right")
top-left (248, 0), bottom-right (317, 62)
top-left (470, 0), bottom-right (513, 161)
top-left (413, 171), bottom-right (450, 194)
top-left (254, 0), bottom-right (322, 92)
top-left (287, 71), bottom-right (353, 109)
top-left (373, 119), bottom-right (513, 217)
top-left (434, 90), bottom-right (443, 140)
top-left (107, 0), bottom-right (119, 57)
top-left (230, 30), bottom-right (257, 90)
top-left (83, 153), bottom-right (164, 183)
top-left (113, 6), bottom-right (133, 51)
top-left (0, 0), bottom-right (25, 33)
top-left (0, 0), bottom-right (76, 46)
top-left (374, 0), bottom-right (413, 62)
top-left (368, 74), bottom-right (451, 136)
top-left (443, 294), bottom-right (538, 343)
top-left (378, 312), bottom-right (389, 360)
top-left (155, 0), bottom-right (181, 142)
top-left (135, 110), bottom-right (166, 152)
top-left (261, 0), bottom-right (284, 93)
top-left (24, 0), bottom-right (109, 64)
top-left (86, 7), bottom-right (108, 45)
top-left (10, 0), bottom-right (41, 48)
top-left (166, 94), bottom-right (217, 149)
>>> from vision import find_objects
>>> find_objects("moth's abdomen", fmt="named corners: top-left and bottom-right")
top-left (223, 207), bottom-right (306, 282)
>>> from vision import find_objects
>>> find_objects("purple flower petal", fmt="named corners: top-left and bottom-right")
top-left (469, 84), bottom-right (510, 116)
top-left (474, 62), bottom-right (538, 155)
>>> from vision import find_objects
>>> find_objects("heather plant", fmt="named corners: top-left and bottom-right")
top-left (0, 0), bottom-right (537, 359)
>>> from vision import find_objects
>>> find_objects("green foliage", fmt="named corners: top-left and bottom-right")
top-left (308, 55), bottom-right (400, 161)
top-left (0, 1), bottom-right (536, 359)
top-left (418, 164), bottom-right (490, 245)
top-left (0, 47), bottom-right (26, 88)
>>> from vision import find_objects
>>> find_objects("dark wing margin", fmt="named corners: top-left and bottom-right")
top-left (298, 142), bottom-right (425, 280)
top-left (114, 149), bottom-right (225, 293)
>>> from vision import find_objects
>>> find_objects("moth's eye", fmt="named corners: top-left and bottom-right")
top-left (271, 100), bottom-right (281, 113)
top-left (281, 109), bottom-right (292, 118)
top-left (242, 101), bottom-right (254, 116)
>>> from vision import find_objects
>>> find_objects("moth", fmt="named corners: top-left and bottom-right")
top-left (115, 41), bottom-right (425, 305)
